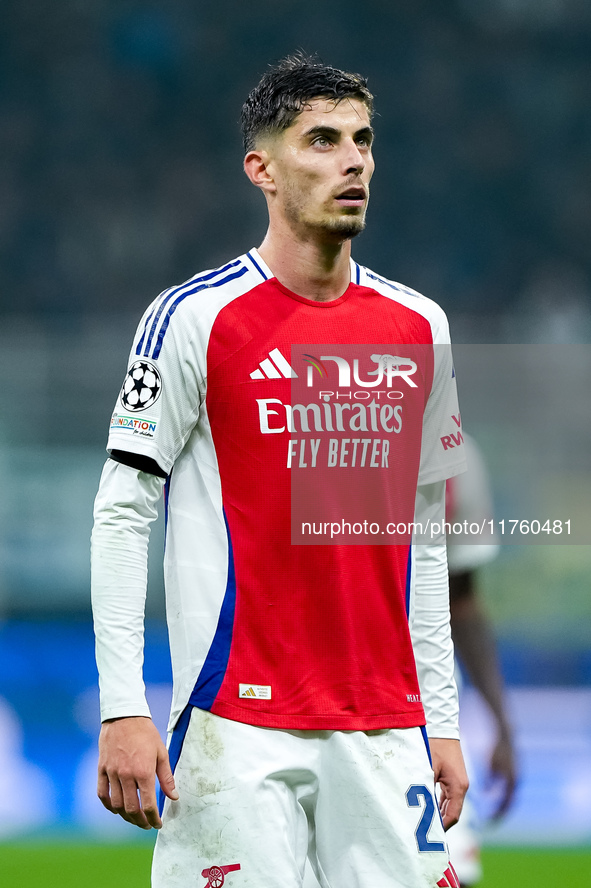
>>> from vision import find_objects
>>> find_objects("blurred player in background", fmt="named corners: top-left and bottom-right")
top-left (445, 433), bottom-right (517, 887)
top-left (92, 53), bottom-right (468, 888)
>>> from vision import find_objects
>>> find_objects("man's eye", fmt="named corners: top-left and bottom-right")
top-left (313, 136), bottom-right (331, 147)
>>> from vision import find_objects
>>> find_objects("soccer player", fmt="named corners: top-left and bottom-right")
top-left (91, 53), bottom-right (468, 888)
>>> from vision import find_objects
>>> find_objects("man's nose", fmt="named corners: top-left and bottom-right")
top-left (342, 140), bottom-right (365, 174)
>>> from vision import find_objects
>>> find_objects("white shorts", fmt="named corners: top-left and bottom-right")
top-left (152, 707), bottom-right (452, 888)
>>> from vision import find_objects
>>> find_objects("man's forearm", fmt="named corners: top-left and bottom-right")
top-left (91, 459), bottom-right (164, 721)
top-left (411, 542), bottom-right (459, 739)
top-left (410, 482), bottom-right (459, 739)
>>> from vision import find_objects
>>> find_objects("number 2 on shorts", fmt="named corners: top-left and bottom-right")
top-left (406, 784), bottom-right (446, 853)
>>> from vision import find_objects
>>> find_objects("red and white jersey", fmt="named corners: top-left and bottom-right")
top-left (107, 249), bottom-right (466, 731)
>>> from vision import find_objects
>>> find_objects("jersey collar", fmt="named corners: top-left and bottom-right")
top-left (247, 247), bottom-right (361, 294)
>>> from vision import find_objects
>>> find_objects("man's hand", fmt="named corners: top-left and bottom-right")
top-left (429, 737), bottom-right (469, 830)
top-left (97, 716), bottom-right (179, 830)
top-left (449, 571), bottom-right (518, 823)
top-left (488, 728), bottom-right (517, 820)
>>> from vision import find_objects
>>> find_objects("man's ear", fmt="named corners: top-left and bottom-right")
top-left (244, 148), bottom-right (276, 194)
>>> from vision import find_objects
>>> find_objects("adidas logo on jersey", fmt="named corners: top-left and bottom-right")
top-left (250, 348), bottom-right (298, 380)
top-left (239, 684), bottom-right (272, 699)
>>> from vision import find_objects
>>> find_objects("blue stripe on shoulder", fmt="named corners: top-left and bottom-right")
top-left (135, 291), bottom-right (174, 356)
top-left (151, 264), bottom-right (248, 359)
top-left (363, 268), bottom-right (421, 299)
top-left (137, 260), bottom-right (243, 357)
top-left (188, 510), bottom-right (237, 710)
top-left (355, 263), bottom-right (361, 285)
top-left (246, 250), bottom-right (268, 281)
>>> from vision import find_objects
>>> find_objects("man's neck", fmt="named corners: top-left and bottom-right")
top-left (257, 230), bottom-right (352, 302)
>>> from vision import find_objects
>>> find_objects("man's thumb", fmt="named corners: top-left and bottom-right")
top-left (156, 752), bottom-right (179, 801)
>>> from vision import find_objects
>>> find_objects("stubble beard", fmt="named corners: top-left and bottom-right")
top-left (283, 185), bottom-right (368, 242)
top-left (320, 213), bottom-right (366, 240)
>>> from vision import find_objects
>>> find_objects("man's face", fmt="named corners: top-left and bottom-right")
top-left (265, 97), bottom-right (375, 241)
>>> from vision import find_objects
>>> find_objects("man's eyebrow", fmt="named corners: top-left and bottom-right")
top-left (302, 125), bottom-right (341, 139)
top-left (355, 126), bottom-right (374, 142)
top-left (302, 125), bottom-right (375, 141)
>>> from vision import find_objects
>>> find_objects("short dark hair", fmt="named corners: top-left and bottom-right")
top-left (241, 52), bottom-right (374, 152)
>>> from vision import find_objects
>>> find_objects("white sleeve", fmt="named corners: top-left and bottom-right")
top-left (418, 314), bottom-right (467, 485)
top-left (91, 458), bottom-right (164, 722)
top-left (409, 480), bottom-right (460, 739)
top-left (107, 298), bottom-right (204, 474)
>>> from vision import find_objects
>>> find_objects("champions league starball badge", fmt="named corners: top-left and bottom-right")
top-left (120, 360), bottom-right (162, 411)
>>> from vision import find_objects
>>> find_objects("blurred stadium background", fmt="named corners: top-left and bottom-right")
top-left (0, 1), bottom-right (590, 885)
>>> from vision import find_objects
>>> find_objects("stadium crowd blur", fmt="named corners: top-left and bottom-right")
top-left (1, 0), bottom-right (590, 330)
top-left (1, 0), bottom-right (590, 845)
